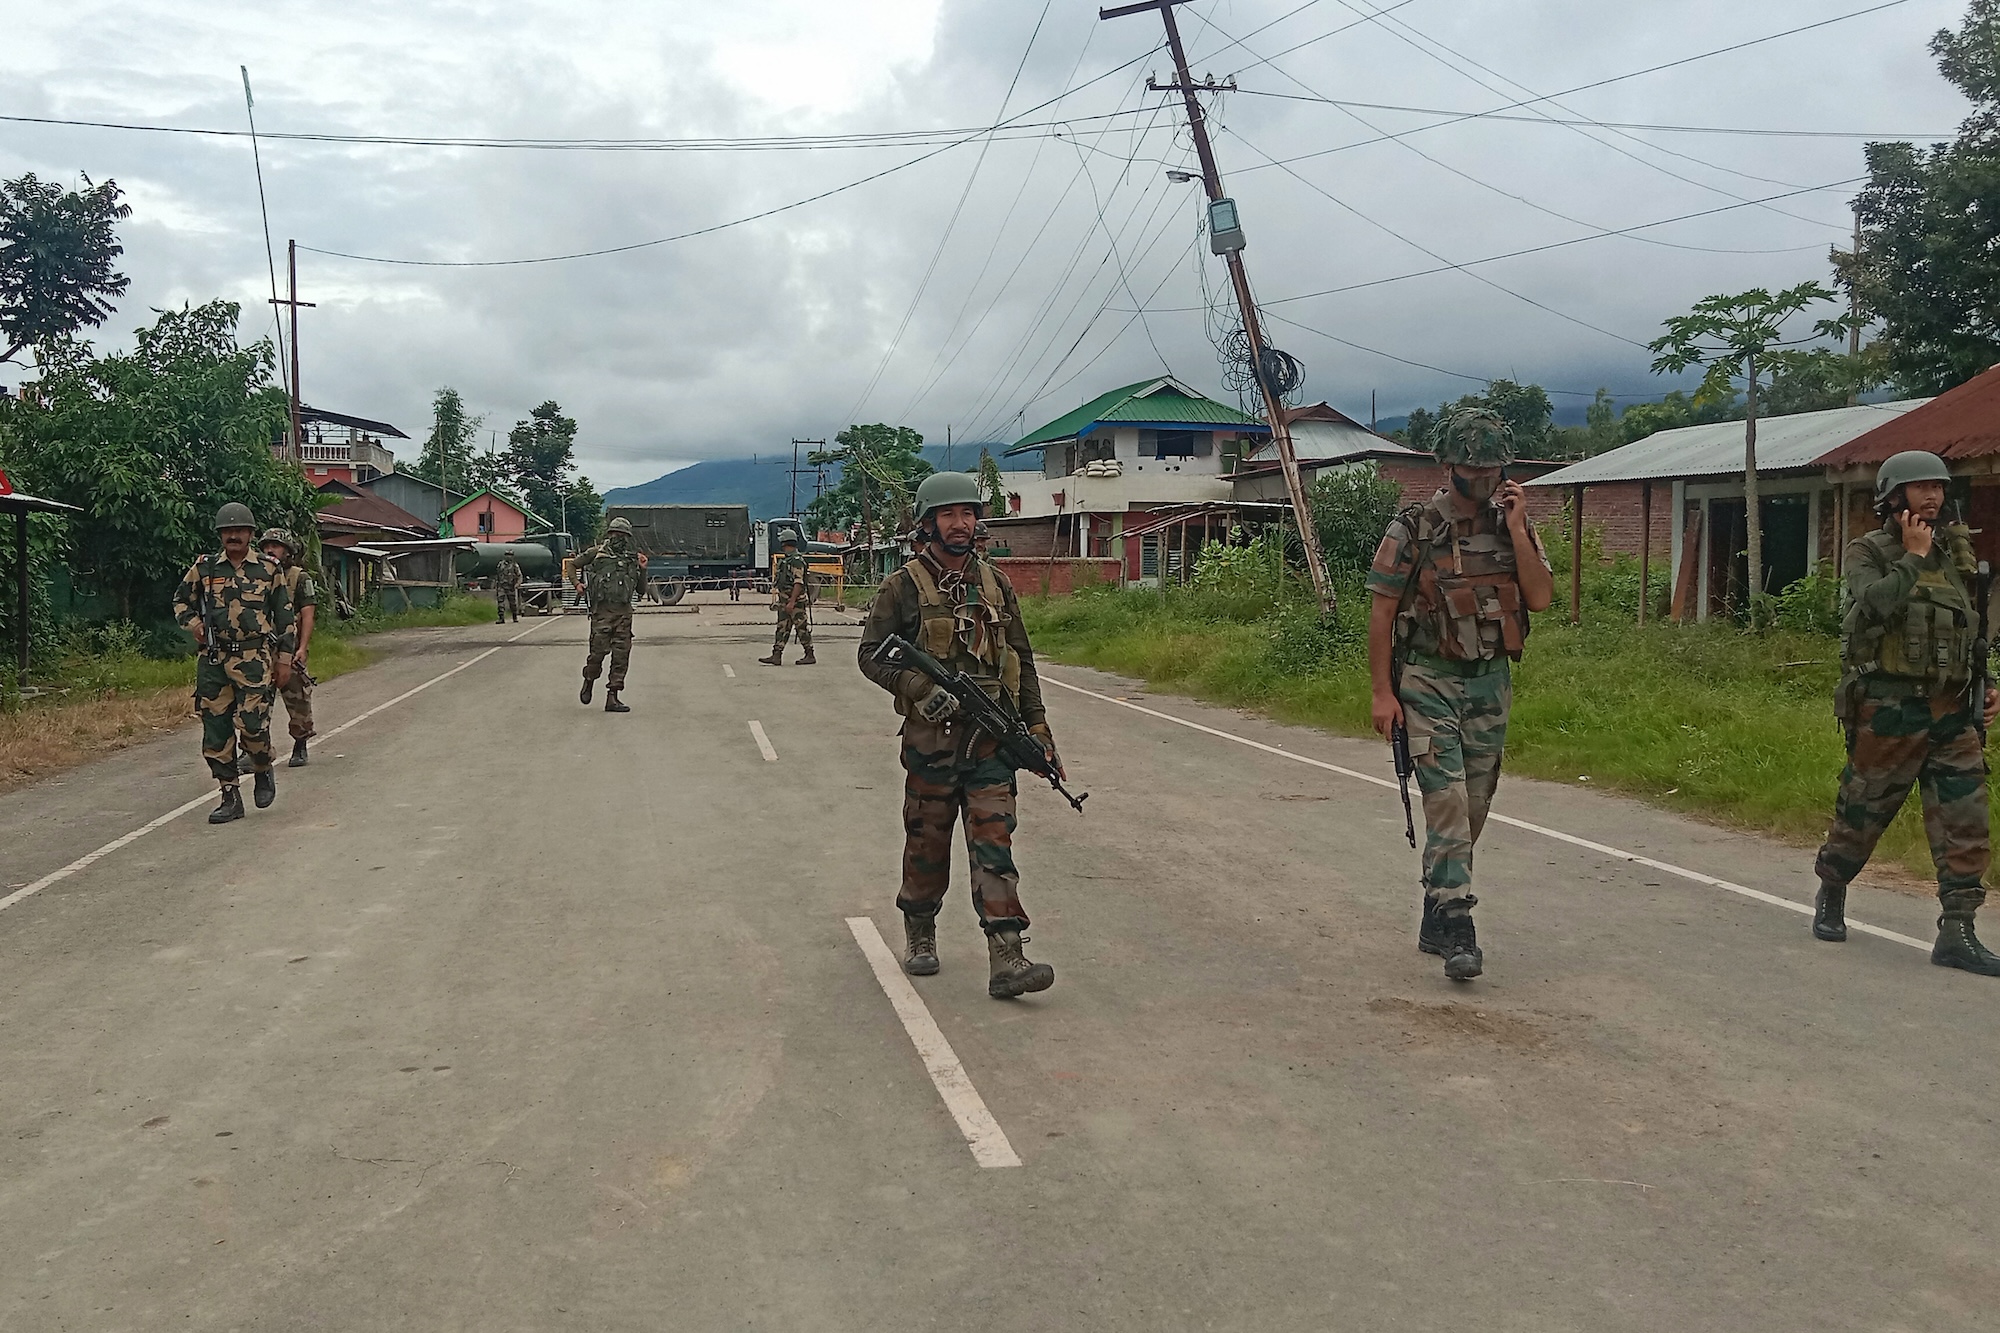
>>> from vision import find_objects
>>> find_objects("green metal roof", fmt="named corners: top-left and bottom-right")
top-left (1005, 376), bottom-right (1265, 456)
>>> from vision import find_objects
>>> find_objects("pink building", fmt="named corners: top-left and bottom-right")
top-left (443, 487), bottom-right (546, 542)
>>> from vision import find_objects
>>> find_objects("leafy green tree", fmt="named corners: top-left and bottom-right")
top-left (1649, 282), bottom-right (1845, 629)
top-left (1309, 462), bottom-right (1403, 577)
top-left (804, 423), bottom-right (933, 544)
top-left (0, 300), bottom-right (318, 621)
top-left (1838, 2), bottom-right (2000, 392)
top-left (0, 173), bottom-right (131, 365)
top-left (502, 400), bottom-right (580, 531)
top-left (978, 448), bottom-right (1007, 512)
top-left (408, 386), bottom-right (484, 502)
top-left (560, 475), bottom-right (603, 545)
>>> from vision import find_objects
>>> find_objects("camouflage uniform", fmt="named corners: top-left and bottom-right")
top-left (577, 539), bottom-right (643, 690)
top-left (858, 552), bottom-right (1045, 934)
top-left (771, 550), bottom-right (814, 653)
top-left (272, 560), bottom-right (317, 742)
top-left (494, 552), bottom-right (524, 623)
top-left (174, 551), bottom-right (295, 781)
top-left (1369, 490), bottom-right (1548, 917)
top-left (1815, 517), bottom-right (1989, 913)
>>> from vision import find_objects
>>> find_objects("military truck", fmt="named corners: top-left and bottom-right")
top-left (602, 504), bottom-right (755, 604)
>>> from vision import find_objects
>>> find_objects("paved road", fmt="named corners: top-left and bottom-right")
top-left (2, 595), bottom-right (1995, 1331)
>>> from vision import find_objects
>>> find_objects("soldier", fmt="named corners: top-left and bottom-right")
top-left (1812, 450), bottom-right (2000, 975)
top-left (494, 549), bottom-right (524, 624)
top-left (857, 471), bottom-right (1060, 999)
top-left (758, 533), bottom-right (817, 666)
top-left (174, 503), bottom-right (295, 825)
top-left (574, 516), bottom-right (645, 713)
top-left (1368, 408), bottom-right (1554, 981)
top-left (257, 528), bottom-right (317, 768)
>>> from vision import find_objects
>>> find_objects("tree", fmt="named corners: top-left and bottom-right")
top-left (1309, 462), bottom-right (1403, 577)
top-left (0, 301), bottom-right (319, 620)
top-left (1648, 282), bottom-right (1844, 629)
top-left (978, 448), bottom-right (1007, 513)
top-left (1396, 380), bottom-right (1556, 458)
top-left (1612, 389), bottom-right (1737, 446)
top-left (502, 400), bottom-right (579, 532)
top-left (561, 474), bottom-right (604, 545)
top-left (1837, 2), bottom-right (2000, 393)
top-left (408, 386), bottom-right (484, 502)
top-left (804, 424), bottom-right (932, 562)
top-left (0, 173), bottom-right (131, 365)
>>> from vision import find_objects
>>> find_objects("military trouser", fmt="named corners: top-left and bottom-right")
top-left (896, 716), bottom-right (1028, 934)
top-left (278, 666), bottom-right (314, 741)
top-left (582, 606), bottom-right (634, 689)
top-left (1815, 683), bottom-right (1990, 913)
top-left (773, 606), bottom-right (812, 651)
top-left (1399, 654), bottom-right (1512, 916)
top-left (197, 652), bottom-right (276, 782)
top-left (496, 585), bottom-right (521, 621)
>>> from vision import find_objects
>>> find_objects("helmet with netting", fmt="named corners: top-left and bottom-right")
top-left (1431, 408), bottom-right (1515, 467)
top-left (259, 527), bottom-right (300, 555)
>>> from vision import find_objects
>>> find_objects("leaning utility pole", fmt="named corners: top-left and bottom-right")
top-left (267, 239), bottom-right (314, 463)
top-left (1102, 0), bottom-right (1334, 611)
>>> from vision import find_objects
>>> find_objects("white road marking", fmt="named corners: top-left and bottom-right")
top-left (1042, 674), bottom-right (1931, 953)
top-left (845, 917), bottom-right (1022, 1169)
top-left (748, 721), bottom-right (778, 762)
top-left (723, 664), bottom-right (736, 678)
top-left (1, 617), bottom-right (560, 917)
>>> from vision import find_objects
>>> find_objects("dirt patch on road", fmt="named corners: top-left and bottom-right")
top-left (1366, 997), bottom-right (1557, 1052)
top-left (0, 687), bottom-right (195, 796)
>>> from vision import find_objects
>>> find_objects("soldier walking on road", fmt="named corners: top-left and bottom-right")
top-left (258, 528), bottom-right (317, 769)
top-left (1813, 450), bottom-right (2000, 975)
top-left (494, 549), bottom-right (524, 624)
top-left (1369, 409), bottom-right (1554, 981)
top-left (857, 472), bottom-right (1061, 999)
top-left (574, 516), bottom-right (645, 713)
top-left (174, 503), bottom-right (295, 825)
top-left (759, 533), bottom-right (816, 666)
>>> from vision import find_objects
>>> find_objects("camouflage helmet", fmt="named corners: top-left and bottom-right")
top-left (913, 471), bottom-right (985, 525)
top-left (606, 516), bottom-right (633, 534)
top-left (258, 527), bottom-right (300, 556)
top-left (1431, 408), bottom-right (1515, 467)
top-left (214, 501), bottom-right (257, 531)
top-left (1873, 450), bottom-right (1952, 506)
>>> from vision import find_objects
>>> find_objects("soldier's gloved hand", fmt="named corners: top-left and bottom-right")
top-left (1029, 722), bottom-right (1065, 780)
top-left (916, 685), bottom-right (960, 723)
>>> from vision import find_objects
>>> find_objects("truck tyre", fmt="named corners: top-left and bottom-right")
top-left (658, 580), bottom-right (687, 606)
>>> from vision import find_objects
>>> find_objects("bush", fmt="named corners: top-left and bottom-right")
top-left (1309, 463), bottom-right (1403, 577)
top-left (1774, 561), bottom-right (1842, 636)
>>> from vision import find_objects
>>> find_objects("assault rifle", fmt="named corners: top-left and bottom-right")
top-left (871, 633), bottom-right (1087, 813)
top-left (1390, 657), bottom-right (1417, 849)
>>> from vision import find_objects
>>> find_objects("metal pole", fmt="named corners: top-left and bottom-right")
top-left (287, 240), bottom-right (303, 462)
top-left (1103, 0), bottom-right (1334, 613)
top-left (15, 510), bottom-right (27, 688)
top-left (1639, 481), bottom-right (1652, 627)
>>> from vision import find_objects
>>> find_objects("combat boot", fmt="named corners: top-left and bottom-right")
top-left (253, 769), bottom-right (276, 809)
top-left (1812, 880), bottom-right (1848, 942)
top-left (1932, 913), bottom-right (2000, 976)
top-left (604, 690), bottom-right (630, 713)
top-left (902, 914), bottom-right (940, 976)
top-left (289, 737), bottom-right (309, 768)
top-left (1418, 896), bottom-right (1445, 955)
top-left (798, 648), bottom-right (816, 665)
top-left (987, 930), bottom-right (1055, 999)
top-left (1440, 912), bottom-right (1483, 981)
top-left (758, 650), bottom-right (783, 666)
top-left (236, 753), bottom-right (255, 776)
top-left (579, 677), bottom-right (594, 705)
top-left (208, 785), bottom-right (244, 825)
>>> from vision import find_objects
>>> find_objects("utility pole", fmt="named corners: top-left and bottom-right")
top-left (789, 438), bottom-right (826, 518)
top-left (1846, 203), bottom-right (1863, 407)
top-left (946, 423), bottom-right (953, 471)
top-left (1104, 0), bottom-right (1334, 612)
top-left (267, 239), bottom-right (314, 463)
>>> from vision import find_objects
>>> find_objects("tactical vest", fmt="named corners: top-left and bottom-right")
top-left (1840, 522), bottom-right (1979, 691)
top-left (585, 546), bottom-right (642, 607)
top-left (894, 555), bottom-right (1022, 716)
top-left (1394, 497), bottom-right (1530, 663)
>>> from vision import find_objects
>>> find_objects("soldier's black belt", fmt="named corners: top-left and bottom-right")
top-left (1404, 650), bottom-right (1510, 677)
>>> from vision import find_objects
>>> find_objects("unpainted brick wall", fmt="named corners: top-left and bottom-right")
top-left (988, 557), bottom-right (1123, 598)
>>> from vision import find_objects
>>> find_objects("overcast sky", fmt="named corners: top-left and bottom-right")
top-left (0, 0), bottom-right (1975, 488)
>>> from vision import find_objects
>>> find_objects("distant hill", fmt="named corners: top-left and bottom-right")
top-left (602, 444), bottom-right (1007, 520)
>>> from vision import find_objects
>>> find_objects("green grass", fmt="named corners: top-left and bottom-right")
top-left (1023, 577), bottom-right (1950, 884)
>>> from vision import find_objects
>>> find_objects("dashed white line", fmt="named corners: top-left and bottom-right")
top-left (1042, 674), bottom-right (1930, 953)
top-left (1, 616), bottom-right (559, 917)
top-left (723, 664), bottom-right (736, 678)
top-left (748, 721), bottom-right (778, 762)
top-left (845, 916), bottom-right (1022, 1169)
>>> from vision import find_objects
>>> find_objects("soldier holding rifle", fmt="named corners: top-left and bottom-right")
top-left (759, 532), bottom-right (816, 666)
top-left (1813, 450), bottom-right (2000, 975)
top-left (857, 472), bottom-right (1065, 998)
top-left (1369, 409), bottom-right (1553, 982)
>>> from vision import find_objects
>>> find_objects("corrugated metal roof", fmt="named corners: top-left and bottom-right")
top-left (1819, 366), bottom-right (2000, 464)
top-left (1526, 399), bottom-right (1931, 487)
top-left (1006, 376), bottom-right (1263, 455)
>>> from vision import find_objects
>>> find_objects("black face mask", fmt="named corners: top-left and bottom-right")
top-left (1451, 466), bottom-right (1505, 503)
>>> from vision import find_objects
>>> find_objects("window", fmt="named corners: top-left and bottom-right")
top-left (1141, 535), bottom-right (1160, 577)
top-left (1154, 430), bottom-right (1199, 458)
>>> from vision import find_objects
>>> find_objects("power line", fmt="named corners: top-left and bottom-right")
top-left (1261, 309), bottom-right (1653, 398)
top-left (239, 67), bottom-right (290, 412)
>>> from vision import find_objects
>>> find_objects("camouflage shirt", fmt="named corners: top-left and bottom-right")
top-left (774, 551), bottom-right (811, 600)
top-left (857, 553), bottom-right (1046, 727)
top-left (1367, 489), bottom-right (1548, 660)
top-left (575, 542), bottom-right (645, 609)
top-left (174, 551), bottom-right (296, 654)
top-left (276, 563), bottom-right (317, 612)
top-left (496, 554), bottom-right (524, 589)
